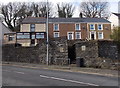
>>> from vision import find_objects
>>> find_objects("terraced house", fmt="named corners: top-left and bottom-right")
top-left (15, 17), bottom-right (111, 46)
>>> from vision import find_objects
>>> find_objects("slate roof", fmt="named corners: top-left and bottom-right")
top-left (22, 17), bottom-right (111, 24)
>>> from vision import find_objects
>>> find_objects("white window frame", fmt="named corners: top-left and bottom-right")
top-left (54, 32), bottom-right (59, 38)
top-left (90, 24), bottom-right (95, 30)
top-left (90, 31), bottom-right (96, 40)
top-left (75, 24), bottom-right (80, 30)
top-left (98, 32), bottom-right (104, 39)
top-left (98, 24), bottom-right (103, 30)
top-left (54, 24), bottom-right (59, 31)
top-left (67, 32), bottom-right (74, 40)
top-left (75, 32), bottom-right (81, 39)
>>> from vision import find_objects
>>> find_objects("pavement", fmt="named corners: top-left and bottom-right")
top-left (2, 61), bottom-right (119, 77)
top-left (2, 63), bottom-right (119, 86)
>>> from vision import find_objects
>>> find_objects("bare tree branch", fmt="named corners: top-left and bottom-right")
top-left (80, 0), bottom-right (110, 19)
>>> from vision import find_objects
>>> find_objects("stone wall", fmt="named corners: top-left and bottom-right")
top-left (75, 41), bottom-right (99, 67)
top-left (75, 40), bottom-right (119, 69)
top-left (2, 37), bottom-right (68, 65)
top-left (98, 40), bottom-right (119, 59)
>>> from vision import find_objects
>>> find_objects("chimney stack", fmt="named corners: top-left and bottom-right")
top-left (80, 12), bottom-right (83, 18)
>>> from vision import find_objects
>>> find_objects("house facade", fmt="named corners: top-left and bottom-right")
top-left (108, 13), bottom-right (120, 29)
top-left (48, 18), bottom-right (111, 40)
top-left (15, 17), bottom-right (111, 46)
top-left (16, 17), bottom-right (46, 46)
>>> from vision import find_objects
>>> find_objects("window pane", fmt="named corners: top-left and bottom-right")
top-left (9, 35), bottom-right (14, 41)
top-left (98, 24), bottom-right (102, 30)
top-left (32, 35), bottom-right (35, 39)
top-left (90, 24), bottom-right (94, 30)
top-left (98, 32), bottom-right (103, 39)
top-left (36, 33), bottom-right (44, 39)
top-left (54, 32), bottom-right (59, 38)
top-left (76, 24), bottom-right (80, 30)
top-left (30, 24), bottom-right (35, 32)
top-left (54, 24), bottom-right (58, 31)
top-left (76, 32), bottom-right (81, 39)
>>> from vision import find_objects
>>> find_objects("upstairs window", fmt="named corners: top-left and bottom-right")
top-left (75, 24), bottom-right (80, 30)
top-left (30, 24), bottom-right (35, 32)
top-left (90, 24), bottom-right (95, 30)
top-left (54, 24), bottom-right (59, 31)
top-left (98, 24), bottom-right (103, 30)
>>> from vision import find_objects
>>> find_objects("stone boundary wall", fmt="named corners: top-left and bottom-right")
top-left (75, 40), bottom-right (119, 69)
top-left (2, 37), bottom-right (68, 65)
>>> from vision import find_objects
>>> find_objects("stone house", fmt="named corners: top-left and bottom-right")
top-left (16, 17), bottom-right (111, 46)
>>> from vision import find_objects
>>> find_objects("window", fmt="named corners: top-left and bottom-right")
top-left (17, 33), bottom-right (23, 39)
top-left (98, 24), bottom-right (103, 30)
top-left (67, 32), bottom-right (74, 40)
top-left (8, 35), bottom-right (14, 41)
top-left (17, 33), bottom-right (30, 39)
top-left (54, 32), bottom-right (59, 38)
top-left (90, 24), bottom-right (95, 30)
top-left (31, 34), bottom-right (35, 39)
top-left (30, 24), bottom-right (35, 32)
top-left (75, 32), bottom-right (81, 39)
top-left (23, 33), bottom-right (30, 39)
top-left (75, 24), bottom-right (80, 30)
top-left (54, 24), bottom-right (59, 31)
top-left (36, 33), bottom-right (44, 39)
top-left (98, 32), bottom-right (104, 39)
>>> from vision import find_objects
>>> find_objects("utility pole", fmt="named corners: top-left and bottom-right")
top-left (46, 0), bottom-right (49, 65)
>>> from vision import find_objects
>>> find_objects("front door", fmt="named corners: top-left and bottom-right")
top-left (91, 34), bottom-right (94, 40)
top-left (31, 34), bottom-right (35, 45)
top-left (90, 32), bottom-right (96, 40)
top-left (31, 39), bottom-right (35, 45)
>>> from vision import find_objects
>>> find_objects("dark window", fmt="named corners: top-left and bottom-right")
top-left (8, 35), bottom-right (14, 41)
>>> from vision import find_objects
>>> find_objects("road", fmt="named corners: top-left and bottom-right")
top-left (2, 65), bottom-right (119, 86)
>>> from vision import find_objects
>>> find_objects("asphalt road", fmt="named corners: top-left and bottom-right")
top-left (2, 65), bottom-right (119, 86)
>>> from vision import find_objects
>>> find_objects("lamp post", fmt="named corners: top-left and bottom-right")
top-left (46, 0), bottom-right (49, 65)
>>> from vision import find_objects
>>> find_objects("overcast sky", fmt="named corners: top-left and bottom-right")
top-left (0, 0), bottom-right (119, 17)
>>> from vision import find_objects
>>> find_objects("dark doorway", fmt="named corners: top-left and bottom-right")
top-left (31, 39), bottom-right (35, 45)
top-left (91, 34), bottom-right (94, 40)
top-left (68, 45), bottom-right (76, 64)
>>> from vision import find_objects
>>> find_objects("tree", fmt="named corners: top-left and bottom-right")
top-left (31, 2), bottom-right (53, 17)
top-left (1, 2), bottom-right (33, 31)
top-left (110, 27), bottom-right (120, 42)
top-left (80, 0), bottom-right (110, 19)
top-left (57, 3), bottom-right (75, 18)
top-left (1, 2), bottom-right (53, 31)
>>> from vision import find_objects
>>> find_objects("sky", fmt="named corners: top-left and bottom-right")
top-left (0, 0), bottom-right (119, 17)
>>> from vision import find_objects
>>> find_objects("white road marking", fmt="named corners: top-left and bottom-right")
top-left (14, 71), bottom-right (25, 74)
top-left (3, 70), bottom-right (11, 72)
top-left (3, 70), bottom-right (25, 74)
top-left (40, 75), bottom-right (99, 86)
